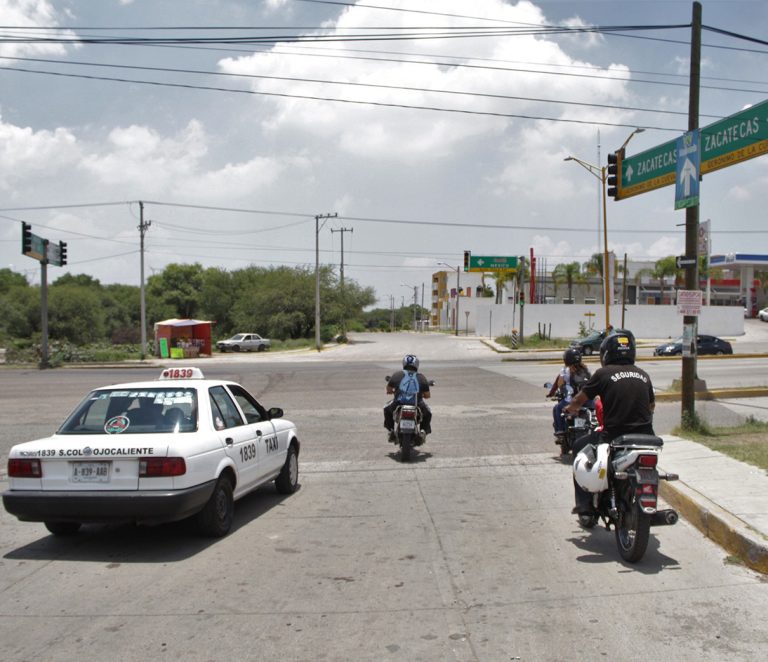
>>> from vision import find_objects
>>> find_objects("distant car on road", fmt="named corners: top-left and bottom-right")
top-left (2, 367), bottom-right (299, 537)
top-left (758, 307), bottom-right (768, 322)
top-left (569, 330), bottom-right (606, 356)
top-left (217, 333), bottom-right (270, 352)
top-left (654, 334), bottom-right (733, 356)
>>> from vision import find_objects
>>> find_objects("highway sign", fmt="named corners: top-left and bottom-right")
top-left (467, 255), bottom-right (518, 272)
top-left (675, 130), bottom-right (701, 209)
top-left (618, 98), bottom-right (768, 200)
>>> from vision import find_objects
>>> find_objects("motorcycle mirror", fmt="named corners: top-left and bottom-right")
top-left (543, 382), bottom-right (553, 388)
top-left (428, 380), bottom-right (435, 386)
top-left (385, 375), bottom-right (391, 381)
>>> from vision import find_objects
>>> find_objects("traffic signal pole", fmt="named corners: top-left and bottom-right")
top-left (681, 1), bottom-right (702, 424)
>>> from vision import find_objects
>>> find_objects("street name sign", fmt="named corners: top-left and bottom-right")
top-left (467, 255), bottom-right (518, 272)
top-left (618, 98), bottom-right (768, 200)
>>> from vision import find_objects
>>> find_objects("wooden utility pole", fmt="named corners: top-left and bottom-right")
top-left (331, 226), bottom-right (353, 337)
top-left (681, 1), bottom-right (702, 423)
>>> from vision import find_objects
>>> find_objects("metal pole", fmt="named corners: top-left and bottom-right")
top-left (139, 201), bottom-right (150, 359)
top-left (601, 167), bottom-right (611, 329)
top-left (682, 1), bottom-right (702, 423)
top-left (621, 252), bottom-right (628, 328)
top-left (40, 257), bottom-right (49, 369)
top-left (314, 212), bottom-right (337, 351)
top-left (455, 267), bottom-right (460, 336)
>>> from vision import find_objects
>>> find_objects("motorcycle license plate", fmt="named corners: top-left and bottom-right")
top-left (400, 420), bottom-right (416, 431)
top-left (574, 418), bottom-right (587, 429)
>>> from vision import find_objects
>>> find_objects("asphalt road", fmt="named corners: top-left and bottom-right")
top-left (1, 334), bottom-right (767, 661)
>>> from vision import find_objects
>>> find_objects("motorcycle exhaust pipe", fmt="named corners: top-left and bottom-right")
top-left (651, 509), bottom-right (679, 527)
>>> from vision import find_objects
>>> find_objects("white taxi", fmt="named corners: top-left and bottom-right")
top-left (2, 367), bottom-right (299, 537)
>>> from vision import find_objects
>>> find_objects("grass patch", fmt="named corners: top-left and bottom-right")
top-left (495, 335), bottom-right (568, 350)
top-left (672, 416), bottom-right (768, 472)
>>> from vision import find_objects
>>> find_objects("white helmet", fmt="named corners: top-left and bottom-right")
top-left (573, 444), bottom-right (610, 493)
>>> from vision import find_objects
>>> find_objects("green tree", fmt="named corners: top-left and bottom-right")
top-left (636, 255), bottom-right (681, 304)
top-left (48, 285), bottom-right (105, 343)
top-left (0, 268), bottom-right (29, 293)
top-left (146, 263), bottom-right (205, 321)
top-left (552, 262), bottom-right (584, 302)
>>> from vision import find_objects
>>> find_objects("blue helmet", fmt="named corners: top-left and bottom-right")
top-left (402, 354), bottom-right (419, 372)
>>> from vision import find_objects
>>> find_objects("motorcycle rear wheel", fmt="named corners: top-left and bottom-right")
top-left (615, 500), bottom-right (651, 563)
top-left (400, 434), bottom-right (413, 462)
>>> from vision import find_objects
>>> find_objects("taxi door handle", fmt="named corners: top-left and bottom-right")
top-left (256, 430), bottom-right (263, 437)
top-left (225, 437), bottom-right (233, 446)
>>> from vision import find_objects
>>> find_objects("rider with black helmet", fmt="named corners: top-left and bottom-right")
top-left (565, 329), bottom-right (655, 515)
top-left (547, 348), bottom-right (591, 441)
top-left (384, 354), bottom-right (432, 442)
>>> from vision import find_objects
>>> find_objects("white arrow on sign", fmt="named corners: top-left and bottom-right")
top-left (679, 157), bottom-right (697, 197)
top-left (626, 164), bottom-right (634, 182)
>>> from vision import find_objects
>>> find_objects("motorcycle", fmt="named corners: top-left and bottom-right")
top-left (573, 433), bottom-right (679, 563)
top-left (544, 382), bottom-right (598, 459)
top-left (385, 376), bottom-right (434, 462)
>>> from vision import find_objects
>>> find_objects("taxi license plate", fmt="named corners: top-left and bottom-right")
top-left (71, 461), bottom-right (111, 483)
top-left (574, 418), bottom-right (587, 429)
top-left (399, 419), bottom-right (416, 431)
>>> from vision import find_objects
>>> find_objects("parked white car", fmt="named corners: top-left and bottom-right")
top-left (216, 333), bottom-right (270, 352)
top-left (2, 367), bottom-right (299, 537)
top-left (759, 308), bottom-right (768, 322)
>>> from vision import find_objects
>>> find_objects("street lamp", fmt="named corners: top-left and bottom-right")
top-left (564, 128), bottom-right (644, 330)
top-left (438, 262), bottom-right (460, 336)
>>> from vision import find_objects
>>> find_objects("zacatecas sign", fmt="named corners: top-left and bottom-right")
top-left (618, 98), bottom-right (768, 200)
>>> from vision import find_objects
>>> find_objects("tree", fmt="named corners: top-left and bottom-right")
top-left (552, 262), bottom-right (584, 302)
top-left (0, 268), bottom-right (29, 293)
top-left (146, 263), bottom-right (205, 321)
top-left (635, 255), bottom-right (681, 304)
top-left (48, 285), bottom-right (105, 343)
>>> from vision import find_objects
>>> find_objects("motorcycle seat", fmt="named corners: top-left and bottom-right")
top-left (610, 433), bottom-right (664, 448)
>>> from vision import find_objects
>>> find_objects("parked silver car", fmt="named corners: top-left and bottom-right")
top-left (216, 333), bottom-right (271, 352)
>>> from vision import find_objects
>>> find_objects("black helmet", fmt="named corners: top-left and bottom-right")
top-left (563, 348), bottom-right (581, 366)
top-left (599, 328), bottom-right (636, 366)
top-left (402, 354), bottom-right (419, 371)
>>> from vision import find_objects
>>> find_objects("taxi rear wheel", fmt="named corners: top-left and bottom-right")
top-left (276, 446), bottom-right (299, 494)
top-left (45, 521), bottom-right (81, 536)
top-left (196, 476), bottom-right (234, 537)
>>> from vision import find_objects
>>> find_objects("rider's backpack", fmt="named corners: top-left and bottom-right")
top-left (396, 371), bottom-right (420, 405)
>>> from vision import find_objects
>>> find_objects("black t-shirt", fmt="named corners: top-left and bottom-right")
top-left (388, 370), bottom-right (430, 398)
top-left (581, 363), bottom-right (655, 438)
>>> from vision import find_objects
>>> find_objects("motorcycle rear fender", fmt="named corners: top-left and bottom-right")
top-left (612, 448), bottom-right (660, 473)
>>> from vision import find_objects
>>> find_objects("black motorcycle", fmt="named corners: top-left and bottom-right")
top-left (573, 433), bottom-right (679, 563)
top-left (545, 382), bottom-right (597, 459)
top-left (386, 376), bottom-right (433, 462)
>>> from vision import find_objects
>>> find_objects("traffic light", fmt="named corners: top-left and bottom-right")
top-left (59, 241), bottom-right (67, 266)
top-left (22, 222), bottom-right (32, 254)
top-left (519, 291), bottom-right (524, 304)
top-left (463, 250), bottom-right (470, 272)
top-left (606, 149), bottom-right (623, 200)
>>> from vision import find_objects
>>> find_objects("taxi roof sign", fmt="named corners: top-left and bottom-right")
top-left (159, 367), bottom-right (205, 380)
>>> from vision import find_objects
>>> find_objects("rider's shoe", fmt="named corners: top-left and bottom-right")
top-left (387, 430), bottom-right (396, 443)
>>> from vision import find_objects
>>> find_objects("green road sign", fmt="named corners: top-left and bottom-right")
top-left (618, 98), bottom-right (768, 200)
top-left (467, 255), bottom-right (518, 272)
top-left (24, 234), bottom-right (46, 262)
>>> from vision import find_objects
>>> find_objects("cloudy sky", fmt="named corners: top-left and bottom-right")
top-left (1, 0), bottom-right (767, 306)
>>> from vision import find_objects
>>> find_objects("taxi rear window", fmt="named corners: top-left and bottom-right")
top-left (58, 388), bottom-right (198, 435)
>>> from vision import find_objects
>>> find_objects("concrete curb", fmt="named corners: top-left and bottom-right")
top-left (655, 387), bottom-right (768, 401)
top-left (659, 479), bottom-right (768, 574)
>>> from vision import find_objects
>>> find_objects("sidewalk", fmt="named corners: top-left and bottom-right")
top-left (659, 435), bottom-right (768, 574)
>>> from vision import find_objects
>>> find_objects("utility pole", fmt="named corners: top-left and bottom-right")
top-left (315, 212), bottom-right (337, 351)
top-left (138, 201), bottom-right (151, 360)
top-left (330, 226), bottom-right (353, 338)
top-left (681, 1), bottom-right (702, 424)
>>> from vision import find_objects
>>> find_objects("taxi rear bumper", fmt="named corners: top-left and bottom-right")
top-left (2, 480), bottom-right (217, 525)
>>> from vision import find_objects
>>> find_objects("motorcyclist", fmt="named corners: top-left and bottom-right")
top-left (547, 348), bottom-right (591, 442)
top-left (384, 354), bottom-right (432, 442)
top-left (565, 329), bottom-right (655, 515)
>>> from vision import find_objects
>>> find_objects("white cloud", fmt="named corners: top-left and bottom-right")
top-left (0, 0), bottom-right (75, 57)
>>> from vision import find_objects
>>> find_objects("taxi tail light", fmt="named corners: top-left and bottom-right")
top-left (139, 457), bottom-right (186, 477)
top-left (8, 458), bottom-right (42, 478)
